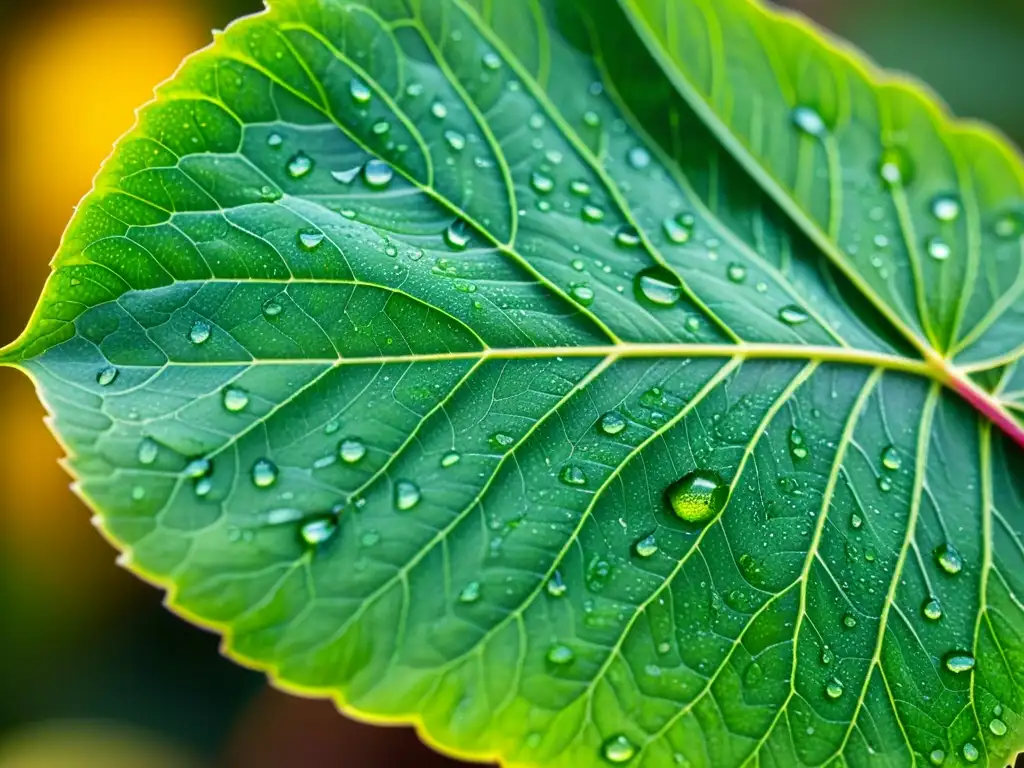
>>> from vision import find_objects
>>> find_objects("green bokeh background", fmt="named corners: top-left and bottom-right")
top-left (0, 0), bottom-right (1020, 765)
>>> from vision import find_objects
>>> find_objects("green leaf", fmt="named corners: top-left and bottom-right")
top-left (3, 0), bottom-right (1023, 766)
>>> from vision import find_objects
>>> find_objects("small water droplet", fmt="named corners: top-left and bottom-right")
top-left (727, 263), bottom-right (747, 283)
top-left (598, 734), bottom-right (638, 766)
top-left (615, 226), bottom-right (641, 248)
top-left (195, 477), bottom-right (213, 497)
top-left (665, 470), bottom-right (728, 524)
top-left (531, 171), bottom-right (554, 194)
top-left (444, 219), bottom-right (471, 250)
top-left (547, 571), bottom-right (567, 597)
top-left (778, 305), bottom-right (810, 325)
top-left (188, 320), bottom-right (211, 345)
top-left (627, 146), bottom-right (651, 170)
top-left (821, 647), bottom-right (835, 665)
top-left (331, 165), bottom-right (362, 184)
top-left (877, 476), bottom-right (892, 492)
top-left (944, 652), bottom-right (975, 674)
top-left (459, 580), bottom-right (481, 603)
top-left (481, 51), bottom-right (501, 70)
top-left (581, 204), bottom-right (605, 223)
top-left (395, 479), bottom-right (421, 510)
top-left (789, 427), bottom-right (808, 460)
top-left (842, 613), bottom-right (857, 629)
top-left (582, 110), bottom-right (601, 128)
top-left (267, 132), bottom-right (283, 148)
top-left (441, 451), bottom-right (461, 468)
top-left (361, 529), bottom-right (381, 547)
top-left (881, 445), bottom-right (901, 471)
top-left (935, 543), bottom-right (963, 575)
top-left (489, 432), bottom-right (515, 451)
top-left (929, 749), bottom-right (945, 765)
top-left (138, 438), bottom-right (159, 465)
top-left (995, 212), bottom-right (1023, 239)
top-left (850, 513), bottom-right (863, 530)
top-left (300, 515), bottom-right (338, 546)
top-left (560, 465), bottom-right (588, 487)
top-left (262, 298), bottom-right (283, 318)
top-left (546, 644), bottom-right (575, 665)
top-left (879, 147), bottom-right (913, 186)
top-left (926, 236), bottom-right (952, 261)
top-left (298, 231), bottom-right (325, 250)
top-left (792, 106), bottom-right (827, 136)
top-left (599, 411), bottom-right (627, 436)
top-left (349, 78), bottom-right (372, 104)
top-left (931, 195), bottom-right (961, 222)
top-left (825, 678), bottom-right (844, 699)
top-left (184, 458), bottom-right (211, 479)
top-left (962, 742), bottom-right (979, 763)
top-left (286, 152), bottom-right (313, 179)
top-left (922, 597), bottom-right (943, 621)
top-left (97, 366), bottom-right (119, 386)
top-left (570, 179), bottom-right (591, 197)
top-left (634, 534), bottom-right (658, 558)
top-left (570, 284), bottom-right (595, 307)
top-left (371, 120), bottom-right (390, 135)
top-left (339, 438), bottom-right (366, 464)
top-left (252, 459), bottom-right (278, 488)
top-left (634, 266), bottom-right (682, 308)
top-left (431, 101), bottom-right (448, 119)
top-left (989, 718), bottom-right (1007, 736)
top-left (443, 130), bottom-right (466, 151)
top-left (363, 158), bottom-right (393, 188)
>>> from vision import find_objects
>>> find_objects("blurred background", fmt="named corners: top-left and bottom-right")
top-left (0, 0), bottom-right (1021, 766)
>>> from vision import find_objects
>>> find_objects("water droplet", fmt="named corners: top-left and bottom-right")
top-left (627, 146), bottom-right (651, 170)
top-left (570, 284), bottom-right (595, 307)
top-left (363, 158), bottom-right (393, 188)
top-left (530, 171), bottom-right (554, 194)
top-left (431, 101), bottom-right (448, 119)
top-left (581, 204), bottom-right (605, 223)
top-left (825, 678), bottom-right (844, 699)
top-left (615, 226), bottom-right (641, 248)
top-left (778, 305), bottom-right (810, 325)
top-left (267, 132), bottom-right (283, 148)
top-left (934, 543), bottom-right (963, 575)
top-left (602, 735), bottom-right (636, 764)
top-left (441, 451), bottom-right (461, 468)
top-left (371, 120), bottom-right (390, 135)
top-left (97, 366), bottom-right (118, 386)
top-left (441, 130), bottom-right (466, 151)
top-left (931, 195), bottom-right (960, 222)
top-left (138, 438), bottom-right (159, 465)
top-left (821, 647), bottom-right (835, 665)
top-left (361, 530), bottom-right (381, 547)
top-left (560, 465), bottom-right (588, 487)
top-left (331, 165), bottom-right (362, 184)
top-left (444, 219), bottom-right (471, 250)
top-left (599, 412), bottom-right (627, 436)
top-left (994, 212), bottom-right (1023, 239)
top-left (879, 147), bottom-right (913, 186)
top-left (262, 298), bottom-right (283, 318)
top-left (298, 231), bottom-right (324, 250)
top-left (922, 597), bottom-right (943, 621)
top-left (944, 652), bottom-right (975, 674)
top-left (929, 749), bottom-right (945, 765)
top-left (195, 477), bottom-right (213, 497)
top-left (339, 438), bottom-right (366, 464)
top-left (877, 476), bottom-right (892, 493)
top-left (349, 78), bottom-right (372, 104)
top-left (634, 534), bottom-right (658, 558)
top-left (482, 51), bottom-right (501, 70)
top-left (789, 427), bottom-right (808, 460)
top-left (395, 479), bottom-right (421, 510)
top-left (842, 613), bottom-right (857, 629)
top-left (850, 513), bottom-right (863, 530)
top-left (188, 320), bottom-right (211, 345)
top-left (634, 266), bottom-right (682, 308)
top-left (489, 432), bottom-right (515, 451)
top-left (727, 263), bottom-right (747, 283)
top-left (547, 571), bottom-right (567, 597)
top-left (252, 459), bottom-right (278, 488)
top-left (547, 644), bottom-right (575, 665)
top-left (286, 152), bottom-right (313, 179)
top-left (300, 515), bottom-right (338, 546)
top-left (881, 445), bottom-right (901, 471)
top-left (184, 458), bottom-right (211, 479)
top-left (792, 106), bottom-right (827, 136)
top-left (926, 236), bottom-right (951, 261)
top-left (989, 718), bottom-right (1007, 736)
top-left (582, 110), bottom-right (601, 128)
top-left (962, 742), bottom-right (979, 763)
top-left (570, 180), bottom-right (591, 197)
top-left (665, 470), bottom-right (728, 524)
top-left (459, 580), bottom-right (481, 603)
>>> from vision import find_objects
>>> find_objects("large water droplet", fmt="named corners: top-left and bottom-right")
top-left (97, 366), bottom-right (119, 387)
top-left (581, 204), bottom-right (605, 223)
top-left (944, 652), bottom-right (975, 674)
top-left (602, 735), bottom-right (636, 764)
top-left (989, 718), bottom-right (1007, 736)
top-left (792, 106), bottom-right (827, 137)
top-left (287, 152), bottom-right (314, 179)
top-left (547, 644), bottom-right (575, 665)
top-left (339, 438), bottom-right (366, 464)
top-left (298, 231), bottom-right (325, 250)
top-left (928, 749), bottom-right (945, 766)
top-left (663, 214), bottom-right (693, 244)
top-left (363, 158), bottom-right (393, 188)
top-left (431, 101), bottom-right (448, 119)
top-left (262, 298), bottom-right (283, 318)
top-left (300, 515), bottom-right (338, 546)
top-left (184, 458), bottom-right (212, 479)
top-left (599, 411), bottom-right (627, 436)
top-left (727, 263), bottom-right (747, 283)
top-left (138, 438), bottom-right (159, 465)
top-left (531, 171), bottom-right (554, 194)
top-left (395, 479), bottom-right (421, 510)
top-left (778, 305), bottom-right (810, 325)
top-left (634, 266), bottom-right (682, 308)
top-left (615, 226), bottom-right (641, 248)
top-left (267, 132), bottom-right (283, 148)
top-left (570, 284), bottom-right (595, 307)
top-left (926, 236), bottom-right (952, 261)
top-left (444, 219), bottom-right (471, 250)
top-left (560, 465), bottom-right (588, 487)
top-left (188, 320), bottom-right (211, 345)
top-left (931, 195), bottom-right (961, 222)
top-left (223, 387), bottom-right (249, 412)
top-left (962, 742), bottom-right (979, 763)
top-left (824, 678), bottom-right (844, 699)
top-left (842, 613), bottom-right (858, 629)
top-left (441, 451), bottom-right (461, 468)
top-left (350, 78), bottom-right (372, 104)
top-left (880, 445), bottom-right (901, 471)
top-left (570, 179), bottom-right (592, 197)
top-left (252, 459), bottom-right (278, 488)
top-left (922, 597), bottom-right (943, 621)
top-left (934, 543), bottom-right (963, 575)
top-left (459, 580), bottom-right (481, 603)
top-left (665, 470), bottom-right (728, 524)
top-left (634, 534), bottom-right (658, 558)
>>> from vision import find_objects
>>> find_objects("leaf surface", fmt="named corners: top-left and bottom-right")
top-left (3, 1), bottom-right (1024, 766)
